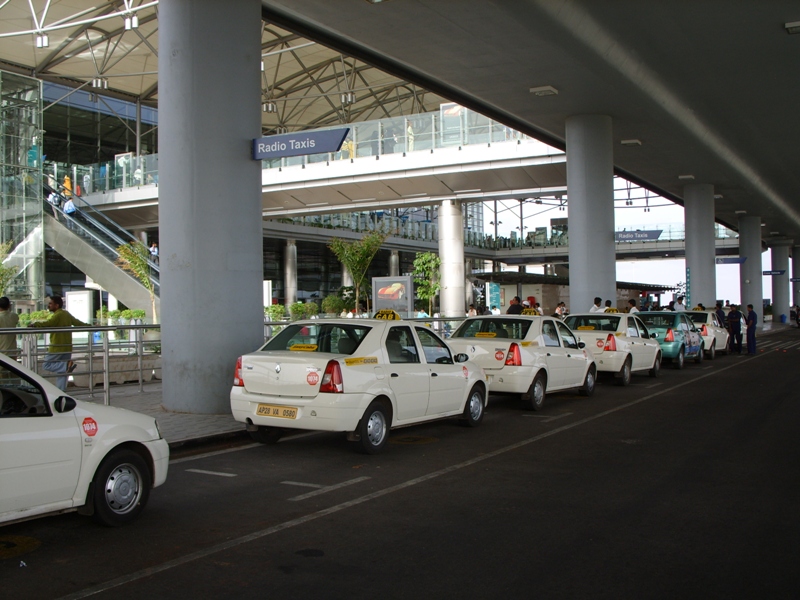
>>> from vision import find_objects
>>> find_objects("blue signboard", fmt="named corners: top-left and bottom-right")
top-left (715, 257), bottom-right (746, 264)
top-left (763, 270), bottom-right (786, 276)
top-left (791, 277), bottom-right (800, 282)
top-left (615, 230), bottom-right (662, 242)
top-left (253, 128), bottom-right (350, 160)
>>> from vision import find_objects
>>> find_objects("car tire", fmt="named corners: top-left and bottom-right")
top-left (249, 426), bottom-right (283, 444)
top-left (579, 366), bottom-right (596, 397)
top-left (616, 356), bottom-right (632, 386)
top-left (649, 354), bottom-right (661, 378)
top-left (695, 343), bottom-right (704, 364)
top-left (525, 372), bottom-right (547, 411)
top-left (460, 385), bottom-right (485, 427)
top-left (721, 339), bottom-right (730, 355)
top-left (355, 400), bottom-right (391, 454)
top-left (706, 342), bottom-right (715, 360)
top-left (92, 449), bottom-right (151, 527)
top-left (673, 348), bottom-right (685, 370)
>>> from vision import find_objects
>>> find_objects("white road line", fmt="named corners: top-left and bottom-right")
top-left (281, 481), bottom-right (324, 489)
top-left (171, 444), bottom-right (260, 465)
top-left (288, 476), bottom-right (371, 502)
top-left (55, 358), bottom-right (759, 600)
top-left (783, 341), bottom-right (800, 349)
top-left (521, 412), bottom-right (572, 422)
top-left (185, 469), bottom-right (237, 478)
top-left (645, 383), bottom-right (662, 388)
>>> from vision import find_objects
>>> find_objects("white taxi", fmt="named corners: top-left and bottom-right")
top-left (0, 353), bottom-right (169, 527)
top-left (447, 315), bottom-right (596, 411)
top-left (683, 310), bottom-right (730, 359)
top-left (230, 319), bottom-right (487, 454)
top-left (564, 312), bottom-right (662, 385)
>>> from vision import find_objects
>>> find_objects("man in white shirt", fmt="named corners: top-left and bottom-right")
top-left (589, 297), bottom-right (603, 312)
top-left (674, 296), bottom-right (686, 311)
top-left (628, 299), bottom-right (639, 313)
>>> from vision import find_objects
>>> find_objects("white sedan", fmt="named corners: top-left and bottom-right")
top-left (0, 353), bottom-right (169, 527)
top-left (564, 312), bottom-right (662, 384)
top-left (231, 319), bottom-right (487, 454)
top-left (447, 315), bottom-right (596, 411)
top-left (683, 310), bottom-right (730, 359)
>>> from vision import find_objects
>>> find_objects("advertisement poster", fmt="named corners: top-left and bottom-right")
top-left (372, 275), bottom-right (414, 317)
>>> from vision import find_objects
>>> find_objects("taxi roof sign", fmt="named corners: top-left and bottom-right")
top-left (373, 309), bottom-right (402, 320)
top-left (521, 308), bottom-right (541, 316)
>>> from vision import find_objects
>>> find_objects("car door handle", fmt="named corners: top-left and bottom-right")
top-left (391, 373), bottom-right (399, 377)
top-left (431, 373), bottom-right (438, 377)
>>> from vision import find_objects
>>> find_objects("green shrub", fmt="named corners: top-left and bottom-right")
top-left (289, 302), bottom-right (306, 320)
top-left (119, 309), bottom-right (134, 321)
top-left (265, 304), bottom-right (285, 322)
top-left (321, 294), bottom-right (345, 314)
top-left (131, 309), bottom-right (147, 320)
top-left (304, 301), bottom-right (319, 318)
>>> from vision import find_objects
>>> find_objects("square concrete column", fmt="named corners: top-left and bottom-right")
top-left (566, 115), bottom-right (616, 312)
top-left (769, 241), bottom-right (792, 322)
top-left (438, 199), bottom-right (465, 317)
top-left (738, 216), bottom-right (763, 322)
top-left (284, 240), bottom-right (297, 307)
top-left (159, 0), bottom-right (263, 413)
top-left (683, 184), bottom-right (716, 307)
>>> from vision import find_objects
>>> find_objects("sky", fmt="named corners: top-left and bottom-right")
top-left (482, 180), bottom-right (786, 306)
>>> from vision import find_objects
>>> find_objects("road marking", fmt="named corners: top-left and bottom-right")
top-left (645, 383), bottom-right (662, 388)
top-left (54, 357), bottom-right (768, 600)
top-left (281, 481), bottom-right (324, 489)
top-left (171, 444), bottom-right (260, 465)
top-left (185, 469), bottom-right (237, 478)
top-left (288, 476), bottom-right (371, 502)
top-left (522, 412), bottom-right (572, 423)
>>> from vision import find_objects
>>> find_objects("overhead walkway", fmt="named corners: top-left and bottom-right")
top-left (42, 187), bottom-right (160, 314)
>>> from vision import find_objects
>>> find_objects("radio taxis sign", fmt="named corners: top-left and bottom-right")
top-left (253, 128), bottom-right (350, 160)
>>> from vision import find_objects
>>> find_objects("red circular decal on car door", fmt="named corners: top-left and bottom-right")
top-left (307, 372), bottom-right (320, 385)
top-left (495, 351), bottom-right (505, 361)
top-left (82, 417), bottom-right (98, 437)
top-left (462, 366), bottom-right (469, 378)
top-left (596, 340), bottom-right (604, 348)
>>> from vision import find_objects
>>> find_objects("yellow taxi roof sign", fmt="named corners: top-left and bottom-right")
top-left (373, 309), bottom-right (402, 320)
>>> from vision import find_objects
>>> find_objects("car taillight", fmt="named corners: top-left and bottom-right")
top-left (603, 333), bottom-right (617, 351)
top-left (505, 343), bottom-right (522, 366)
top-left (319, 360), bottom-right (344, 393)
top-left (701, 325), bottom-right (709, 336)
top-left (233, 356), bottom-right (244, 387)
top-left (664, 328), bottom-right (675, 342)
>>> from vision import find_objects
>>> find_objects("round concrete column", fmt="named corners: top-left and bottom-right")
top-left (438, 200), bottom-right (465, 317)
top-left (770, 241), bottom-right (792, 322)
top-left (793, 247), bottom-right (800, 307)
top-left (683, 184), bottom-right (716, 307)
top-left (341, 263), bottom-right (353, 288)
top-left (284, 240), bottom-right (297, 307)
top-left (159, 0), bottom-right (263, 413)
top-left (566, 115), bottom-right (616, 312)
top-left (738, 216), bottom-right (763, 320)
top-left (389, 250), bottom-right (400, 277)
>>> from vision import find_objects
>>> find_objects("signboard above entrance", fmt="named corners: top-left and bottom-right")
top-left (252, 128), bottom-right (350, 160)
top-left (614, 230), bottom-right (663, 242)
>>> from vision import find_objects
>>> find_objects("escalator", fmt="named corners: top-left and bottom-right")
top-left (42, 185), bottom-right (160, 316)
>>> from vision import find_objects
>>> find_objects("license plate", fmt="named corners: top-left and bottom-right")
top-left (256, 404), bottom-right (298, 419)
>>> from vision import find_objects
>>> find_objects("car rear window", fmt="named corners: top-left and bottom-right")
top-left (638, 313), bottom-right (676, 329)
top-left (564, 315), bottom-right (620, 332)
top-left (263, 323), bottom-right (371, 354)
top-left (686, 313), bottom-right (708, 324)
top-left (451, 318), bottom-right (532, 340)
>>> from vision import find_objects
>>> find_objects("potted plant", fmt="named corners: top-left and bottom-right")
top-left (321, 294), bottom-right (344, 316)
top-left (303, 301), bottom-right (319, 319)
top-left (289, 301), bottom-right (306, 321)
top-left (265, 304), bottom-right (285, 323)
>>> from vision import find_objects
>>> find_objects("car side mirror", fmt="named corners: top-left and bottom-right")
top-left (54, 396), bottom-right (76, 413)
top-left (650, 333), bottom-right (657, 338)
top-left (455, 353), bottom-right (469, 363)
top-left (577, 341), bottom-right (586, 349)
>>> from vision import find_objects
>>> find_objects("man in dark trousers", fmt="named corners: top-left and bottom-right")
top-left (727, 304), bottom-right (743, 354)
top-left (746, 304), bottom-right (758, 355)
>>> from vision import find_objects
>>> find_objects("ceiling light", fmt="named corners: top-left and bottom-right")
top-left (352, 198), bottom-right (376, 203)
top-left (785, 20), bottom-right (800, 34)
top-left (620, 139), bottom-right (642, 146)
top-left (262, 101), bottom-right (276, 113)
top-left (714, 194), bottom-right (723, 199)
top-left (306, 202), bottom-right (328, 207)
top-left (735, 210), bottom-right (747, 215)
top-left (365, 0), bottom-right (389, 3)
top-left (124, 16), bottom-right (132, 30)
top-left (454, 189), bottom-right (481, 194)
top-left (529, 85), bottom-right (558, 97)
top-left (678, 174), bottom-right (695, 180)
top-left (770, 232), bottom-right (780, 235)
top-left (35, 34), bottom-right (49, 48)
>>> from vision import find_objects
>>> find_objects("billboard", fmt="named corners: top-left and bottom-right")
top-left (372, 276), bottom-right (414, 317)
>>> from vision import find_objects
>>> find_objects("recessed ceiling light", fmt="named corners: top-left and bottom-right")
top-left (770, 231), bottom-right (780, 235)
top-left (620, 139), bottom-right (642, 146)
top-left (713, 194), bottom-right (723, 199)
top-left (306, 202), bottom-right (328, 207)
top-left (454, 188), bottom-right (481, 194)
top-left (365, 0), bottom-right (389, 4)
top-left (678, 174), bottom-right (695, 180)
top-left (529, 85), bottom-right (558, 97)
top-left (735, 210), bottom-right (747, 215)
top-left (785, 20), bottom-right (800, 34)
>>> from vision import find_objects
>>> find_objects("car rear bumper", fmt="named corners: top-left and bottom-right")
top-left (588, 350), bottom-right (628, 373)
top-left (483, 367), bottom-right (537, 394)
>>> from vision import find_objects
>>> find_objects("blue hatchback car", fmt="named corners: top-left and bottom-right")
top-left (637, 311), bottom-right (703, 369)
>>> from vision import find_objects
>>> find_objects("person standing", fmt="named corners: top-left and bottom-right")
top-left (490, 305), bottom-right (500, 315)
top-left (589, 297), bottom-right (603, 312)
top-left (0, 297), bottom-right (19, 355)
top-left (62, 174), bottom-right (73, 198)
top-left (150, 242), bottom-right (159, 265)
top-left (603, 300), bottom-right (614, 312)
top-left (467, 304), bottom-right (477, 317)
top-left (30, 295), bottom-right (89, 391)
top-left (628, 299), bottom-right (639, 313)
top-left (506, 296), bottom-right (523, 314)
top-left (714, 302), bottom-right (726, 327)
top-left (745, 304), bottom-right (758, 355)
top-left (674, 296), bottom-right (686, 311)
top-left (727, 304), bottom-right (743, 354)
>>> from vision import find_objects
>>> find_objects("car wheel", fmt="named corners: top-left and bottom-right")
top-left (525, 372), bottom-right (547, 411)
top-left (616, 356), bottom-right (632, 386)
top-left (649, 354), bottom-right (661, 378)
top-left (249, 426), bottom-right (283, 444)
top-left (92, 449), bottom-right (151, 527)
top-left (579, 366), bottom-right (596, 397)
top-left (706, 341), bottom-right (716, 360)
top-left (695, 343), bottom-right (704, 364)
top-left (355, 400), bottom-right (391, 454)
top-left (673, 347), bottom-right (685, 370)
top-left (460, 385), bottom-right (485, 427)
top-left (721, 339), bottom-right (730, 355)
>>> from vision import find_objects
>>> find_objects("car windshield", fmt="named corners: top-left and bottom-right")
top-left (686, 313), bottom-right (708, 324)
top-left (451, 318), bottom-right (532, 340)
top-left (564, 315), bottom-right (620, 332)
top-left (638, 313), bottom-right (677, 329)
top-left (263, 323), bottom-right (371, 354)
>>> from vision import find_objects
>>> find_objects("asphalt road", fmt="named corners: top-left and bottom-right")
top-left (3, 329), bottom-right (800, 599)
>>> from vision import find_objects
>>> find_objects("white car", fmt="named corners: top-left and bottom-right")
top-left (683, 310), bottom-right (730, 359)
top-left (231, 319), bottom-right (487, 454)
top-left (564, 312), bottom-right (662, 384)
top-left (447, 315), bottom-right (596, 411)
top-left (0, 353), bottom-right (169, 527)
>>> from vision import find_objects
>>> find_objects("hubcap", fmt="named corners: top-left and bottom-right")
top-left (366, 410), bottom-right (386, 446)
top-left (587, 371), bottom-right (595, 390)
top-left (104, 463), bottom-right (142, 514)
top-left (469, 392), bottom-right (483, 420)
top-left (534, 381), bottom-right (544, 406)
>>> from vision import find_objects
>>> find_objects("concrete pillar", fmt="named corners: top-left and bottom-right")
top-left (684, 184), bottom-right (716, 308)
top-left (438, 199), bottom-right (465, 317)
top-left (738, 216), bottom-right (763, 322)
top-left (159, 0), bottom-right (263, 413)
top-left (389, 250), bottom-right (400, 276)
top-left (793, 247), bottom-right (800, 308)
top-left (565, 115), bottom-right (616, 313)
top-left (341, 263), bottom-right (353, 288)
top-left (770, 241), bottom-right (792, 322)
top-left (284, 240), bottom-right (297, 307)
